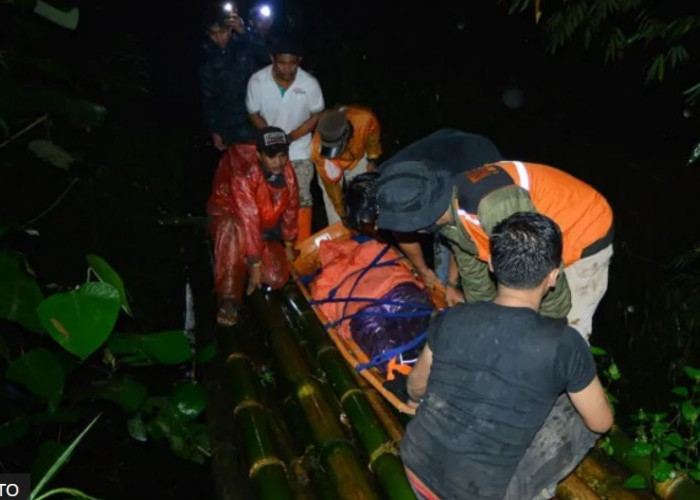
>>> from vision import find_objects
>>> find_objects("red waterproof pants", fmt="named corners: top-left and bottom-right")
top-left (210, 214), bottom-right (290, 303)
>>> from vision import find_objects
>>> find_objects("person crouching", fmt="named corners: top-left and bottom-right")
top-left (207, 127), bottom-right (299, 326)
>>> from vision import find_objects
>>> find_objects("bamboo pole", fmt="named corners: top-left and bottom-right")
top-left (221, 331), bottom-right (295, 500)
top-left (606, 426), bottom-right (700, 499)
top-left (249, 292), bottom-right (380, 500)
top-left (281, 285), bottom-right (417, 500)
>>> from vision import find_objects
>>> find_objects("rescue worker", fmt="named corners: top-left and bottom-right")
top-left (207, 127), bottom-right (299, 326)
top-left (247, 2), bottom-right (275, 69)
top-left (311, 106), bottom-right (382, 225)
top-left (199, 3), bottom-right (256, 150)
top-left (344, 129), bottom-right (503, 306)
top-left (402, 212), bottom-right (613, 499)
top-left (377, 158), bottom-right (614, 340)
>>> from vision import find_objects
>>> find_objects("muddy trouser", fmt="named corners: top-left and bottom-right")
top-left (292, 158), bottom-right (315, 208)
top-left (564, 244), bottom-right (614, 341)
top-left (318, 155), bottom-right (369, 225)
top-left (504, 394), bottom-right (600, 500)
top-left (210, 214), bottom-right (289, 303)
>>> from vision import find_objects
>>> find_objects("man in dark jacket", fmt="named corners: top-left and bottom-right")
top-left (199, 7), bottom-right (256, 150)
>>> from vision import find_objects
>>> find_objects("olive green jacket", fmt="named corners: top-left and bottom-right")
top-left (438, 187), bottom-right (571, 319)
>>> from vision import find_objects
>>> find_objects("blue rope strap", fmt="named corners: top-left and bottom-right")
top-left (355, 332), bottom-right (428, 373)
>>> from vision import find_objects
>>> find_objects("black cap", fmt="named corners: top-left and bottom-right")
top-left (256, 126), bottom-right (289, 156)
top-left (376, 161), bottom-right (452, 232)
top-left (318, 110), bottom-right (350, 159)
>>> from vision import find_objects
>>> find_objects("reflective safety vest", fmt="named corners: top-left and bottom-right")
top-left (456, 161), bottom-right (613, 266)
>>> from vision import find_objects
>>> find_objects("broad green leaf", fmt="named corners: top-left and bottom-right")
top-left (107, 330), bottom-right (192, 365)
top-left (127, 414), bottom-right (147, 442)
top-left (31, 414), bottom-right (100, 500)
top-left (651, 460), bottom-right (675, 482)
top-left (690, 470), bottom-right (700, 481)
top-left (173, 382), bottom-right (206, 419)
top-left (683, 366), bottom-right (700, 382)
top-left (6, 348), bottom-right (64, 409)
top-left (623, 474), bottom-right (647, 489)
top-left (194, 342), bottom-right (216, 363)
top-left (0, 417), bottom-right (30, 447)
top-left (590, 345), bottom-right (607, 356)
top-left (89, 377), bottom-right (147, 412)
top-left (0, 250), bottom-right (44, 332)
top-left (628, 442), bottom-right (654, 458)
top-left (681, 400), bottom-right (700, 423)
top-left (86, 254), bottom-right (133, 316)
top-left (28, 140), bottom-right (74, 170)
top-left (672, 386), bottom-right (689, 398)
top-left (31, 441), bottom-right (67, 483)
top-left (37, 282), bottom-right (120, 360)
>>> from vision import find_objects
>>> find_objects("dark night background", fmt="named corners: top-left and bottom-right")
top-left (1, 0), bottom-right (700, 497)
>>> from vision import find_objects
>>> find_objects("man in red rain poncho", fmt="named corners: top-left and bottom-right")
top-left (207, 126), bottom-right (299, 325)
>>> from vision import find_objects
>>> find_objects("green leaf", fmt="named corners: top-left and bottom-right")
top-left (684, 366), bottom-right (700, 381)
top-left (28, 140), bottom-right (75, 170)
top-left (608, 362), bottom-right (621, 380)
top-left (31, 441), bottom-right (68, 484)
top-left (107, 330), bottom-right (192, 365)
top-left (672, 386), bottom-right (689, 397)
top-left (590, 345), bottom-right (607, 356)
top-left (127, 414), bottom-right (147, 442)
top-left (0, 417), bottom-right (31, 447)
top-left (6, 348), bottom-right (64, 409)
top-left (629, 441), bottom-right (654, 457)
top-left (86, 254), bottom-right (133, 316)
top-left (173, 382), bottom-right (206, 420)
top-left (651, 460), bottom-right (675, 482)
top-left (89, 377), bottom-right (147, 412)
top-left (194, 342), bottom-right (216, 363)
top-left (0, 250), bottom-right (44, 333)
top-left (623, 474), bottom-right (647, 489)
top-left (688, 139), bottom-right (700, 166)
top-left (37, 282), bottom-right (121, 360)
top-left (681, 400), bottom-right (699, 423)
top-left (690, 470), bottom-right (700, 481)
top-left (31, 414), bottom-right (100, 500)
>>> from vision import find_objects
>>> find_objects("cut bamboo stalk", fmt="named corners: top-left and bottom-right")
top-left (574, 452), bottom-right (644, 499)
top-left (221, 331), bottom-right (295, 500)
top-left (557, 473), bottom-right (600, 500)
top-left (281, 285), bottom-right (417, 500)
top-left (250, 292), bottom-right (380, 500)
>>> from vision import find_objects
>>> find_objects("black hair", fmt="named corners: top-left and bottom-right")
top-left (271, 33), bottom-right (303, 57)
top-left (344, 172), bottom-right (379, 232)
top-left (490, 212), bottom-right (562, 289)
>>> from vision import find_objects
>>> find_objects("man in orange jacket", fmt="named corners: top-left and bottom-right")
top-left (311, 105), bottom-right (382, 225)
top-left (207, 127), bottom-right (299, 326)
top-left (377, 160), bottom-right (613, 341)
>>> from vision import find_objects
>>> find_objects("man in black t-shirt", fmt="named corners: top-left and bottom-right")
top-left (400, 213), bottom-right (613, 500)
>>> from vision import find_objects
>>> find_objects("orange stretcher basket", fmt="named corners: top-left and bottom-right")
top-left (292, 222), bottom-right (446, 414)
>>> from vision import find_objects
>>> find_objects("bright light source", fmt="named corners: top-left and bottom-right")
top-left (222, 2), bottom-right (233, 12)
top-left (259, 5), bottom-right (272, 18)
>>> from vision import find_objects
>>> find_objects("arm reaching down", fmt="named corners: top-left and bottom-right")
top-left (568, 376), bottom-right (614, 434)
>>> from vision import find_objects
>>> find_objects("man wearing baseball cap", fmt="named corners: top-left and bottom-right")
top-left (311, 105), bottom-right (382, 225)
top-left (207, 126), bottom-right (299, 326)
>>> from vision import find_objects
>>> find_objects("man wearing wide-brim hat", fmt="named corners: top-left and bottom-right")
top-left (311, 105), bottom-right (382, 225)
top-left (377, 158), bottom-right (614, 342)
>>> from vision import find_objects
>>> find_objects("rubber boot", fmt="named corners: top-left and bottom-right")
top-left (295, 206), bottom-right (312, 247)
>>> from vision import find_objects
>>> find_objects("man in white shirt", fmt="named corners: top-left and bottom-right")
top-left (246, 37), bottom-right (325, 245)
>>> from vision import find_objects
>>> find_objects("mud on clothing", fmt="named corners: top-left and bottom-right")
top-left (207, 143), bottom-right (299, 300)
top-left (400, 301), bottom-right (596, 500)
